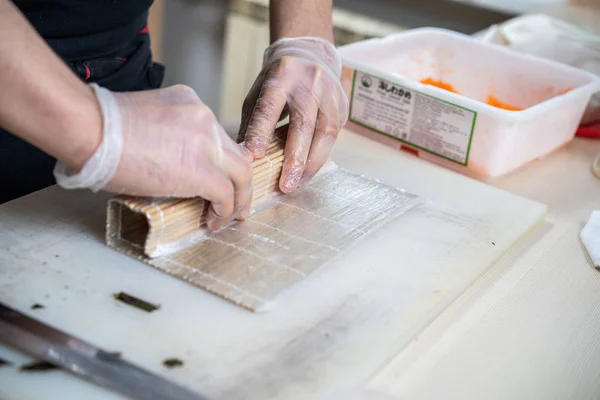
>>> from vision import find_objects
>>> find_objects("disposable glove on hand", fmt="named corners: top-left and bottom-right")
top-left (238, 37), bottom-right (349, 193)
top-left (54, 84), bottom-right (253, 230)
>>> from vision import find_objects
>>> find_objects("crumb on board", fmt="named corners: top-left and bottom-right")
top-left (30, 303), bottom-right (45, 310)
top-left (163, 358), bottom-right (184, 368)
top-left (0, 358), bottom-right (13, 367)
top-left (20, 361), bottom-right (59, 372)
top-left (492, 242), bottom-right (496, 246)
top-left (113, 292), bottom-right (160, 313)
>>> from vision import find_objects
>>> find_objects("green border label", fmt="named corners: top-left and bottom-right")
top-left (349, 70), bottom-right (477, 166)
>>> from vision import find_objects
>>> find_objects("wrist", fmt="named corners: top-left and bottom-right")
top-left (269, 0), bottom-right (334, 44)
top-left (264, 36), bottom-right (342, 77)
top-left (56, 84), bottom-right (103, 172)
top-left (271, 29), bottom-right (334, 46)
top-left (54, 84), bottom-right (124, 192)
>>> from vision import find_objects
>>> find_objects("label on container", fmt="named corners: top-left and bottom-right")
top-left (349, 70), bottom-right (477, 165)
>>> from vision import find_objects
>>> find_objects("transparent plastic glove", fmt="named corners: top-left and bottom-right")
top-left (238, 37), bottom-right (349, 193)
top-left (54, 84), bottom-right (253, 230)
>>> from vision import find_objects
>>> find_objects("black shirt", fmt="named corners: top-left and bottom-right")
top-left (14, 0), bottom-right (154, 60)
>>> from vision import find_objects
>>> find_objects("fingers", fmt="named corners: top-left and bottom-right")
top-left (201, 169), bottom-right (235, 231)
top-left (238, 143), bottom-right (254, 163)
top-left (243, 80), bottom-right (287, 159)
top-left (237, 75), bottom-right (265, 143)
top-left (301, 78), bottom-right (348, 185)
top-left (280, 93), bottom-right (319, 193)
top-left (221, 144), bottom-right (253, 221)
top-left (205, 129), bottom-right (254, 230)
top-left (302, 111), bottom-right (338, 184)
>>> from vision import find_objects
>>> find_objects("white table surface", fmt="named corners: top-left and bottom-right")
top-left (367, 137), bottom-right (600, 400)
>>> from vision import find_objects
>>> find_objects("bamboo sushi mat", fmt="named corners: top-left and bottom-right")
top-left (106, 139), bottom-right (418, 311)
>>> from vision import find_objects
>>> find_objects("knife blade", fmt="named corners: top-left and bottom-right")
top-left (0, 302), bottom-right (207, 400)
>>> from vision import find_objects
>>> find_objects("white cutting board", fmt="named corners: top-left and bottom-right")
top-left (0, 130), bottom-right (546, 400)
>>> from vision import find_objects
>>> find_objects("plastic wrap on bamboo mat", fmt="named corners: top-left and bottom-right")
top-left (106, 141), bottom-right (419, 311)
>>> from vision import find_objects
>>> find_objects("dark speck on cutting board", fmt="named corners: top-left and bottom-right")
top-left (31, 303), bottom-right (45, 310)
top-left (55, 255), bottom-right (60, 258)
top-left (0, 358), bottom-right (13, 367)
top-left (163, 358), bottom-right (184, 368)
top-left (492, 242), bottom-right (496, 246)
top-left (113, 292), bottom-right (160, 313)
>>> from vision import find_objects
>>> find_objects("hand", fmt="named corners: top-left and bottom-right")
top-left (238, 37), bottom-right (348, 193)
top-left (54, 84), bottom-right (253, 230)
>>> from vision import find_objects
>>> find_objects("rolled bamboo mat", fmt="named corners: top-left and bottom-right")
top-left (105, 134), bottom-right (419, 311)
top-left (106, 137), bottom-right (287, 258)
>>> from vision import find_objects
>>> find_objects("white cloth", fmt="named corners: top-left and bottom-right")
top-left (581, 210), bottom-right (600, 268)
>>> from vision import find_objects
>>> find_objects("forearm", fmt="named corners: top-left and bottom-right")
top-left (0, 0), bottom-right (101, 171)
top-left (269, 0), bottom-right (334, 43)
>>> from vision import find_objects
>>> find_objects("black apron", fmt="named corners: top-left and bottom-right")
top-left (0, 11), bottom-right (164, 204)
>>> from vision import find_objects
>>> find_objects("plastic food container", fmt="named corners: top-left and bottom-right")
top-left (339, 28), bottom-right (600, 179)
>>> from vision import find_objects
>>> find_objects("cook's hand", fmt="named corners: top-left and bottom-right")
top-left (54, 84), bottom-right (253, 230)
top-left (238, 37), bottom-right (349, 193)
